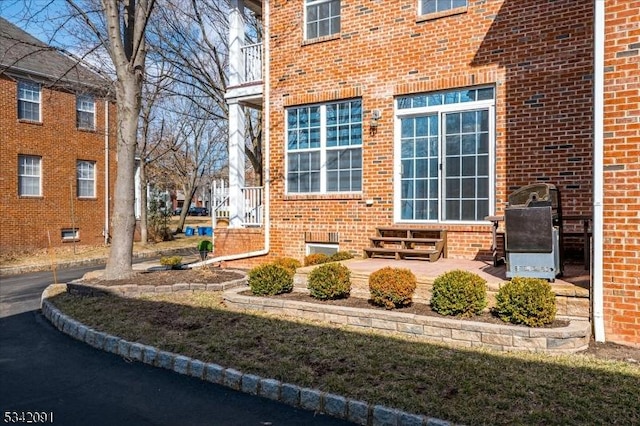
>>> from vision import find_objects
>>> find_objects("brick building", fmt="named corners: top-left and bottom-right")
top-left (218, 1), bottom-right (636, 346)
top-left (0, 17), bottom-right (116, 255)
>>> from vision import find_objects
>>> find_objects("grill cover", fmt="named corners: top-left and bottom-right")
top-left (505, 206), bottom-right (553, 253)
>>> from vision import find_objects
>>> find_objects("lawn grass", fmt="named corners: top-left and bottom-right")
top-left (50, 291), bottom-right (640, 425)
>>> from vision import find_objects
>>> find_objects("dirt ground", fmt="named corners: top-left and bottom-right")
top-left (81, 268), bottom-right (640, 365)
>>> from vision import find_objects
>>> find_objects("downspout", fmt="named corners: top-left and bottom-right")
top-left (191, 0), bottom-right (271, 267)
top-left (592, 0), bottom-right (605, 342)
top-left (104, 100), bottom-right (110, 245)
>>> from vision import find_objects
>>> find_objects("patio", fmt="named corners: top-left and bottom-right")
top-left (293, 257), bottom-right (590, 319)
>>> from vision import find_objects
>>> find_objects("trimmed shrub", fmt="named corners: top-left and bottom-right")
top-left (273, 257), bottom-right (302, 274)
top-left (248, 263), bottom-right (294, 296)
top-left (329, 251), bottom-right (354, 262)
top-left (160, 256), bottom-right (182, 269)
top-left (494, 277), bottom-right (557, 327)
top-left (369, 267), bottom-right (417, 309)
top-left (304, 253), bottom-right (330, 266)
top-left (430, 270), bottom-right (487, 317)
top-left (307, 263), bottom-right (351, 300)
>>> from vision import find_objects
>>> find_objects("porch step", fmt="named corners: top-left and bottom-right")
top-left (364, 247), bottom-right (441, 262)
top-left (364, 227), bottom-right (447, 262)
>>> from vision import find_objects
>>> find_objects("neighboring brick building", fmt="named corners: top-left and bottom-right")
top-left (220, 1), bottom-right (637, 346)
top-left (0, 17), bottom-right (116, 255)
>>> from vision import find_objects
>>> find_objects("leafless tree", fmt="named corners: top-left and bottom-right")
top-left (150, 0), bottom-right (263, 184)
top-left (61, 0), bottom-right (157, 279)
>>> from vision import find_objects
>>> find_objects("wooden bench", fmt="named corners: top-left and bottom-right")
top-left (364, 227), bottom-right (447, 262)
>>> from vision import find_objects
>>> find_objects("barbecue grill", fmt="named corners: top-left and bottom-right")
top-left (504, 184), bottom-right (564, 280)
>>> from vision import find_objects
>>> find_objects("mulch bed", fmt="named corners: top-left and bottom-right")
top-left (82, 268), bottom-right (244, 287)
top-left (242, 290), bottom-right (570, 328)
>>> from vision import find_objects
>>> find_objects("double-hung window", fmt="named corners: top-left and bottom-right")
top-left (420, 0), bottom-right (467, 15)
top-left (18, 155), bottom-right (42, 196)
top-left (305, 0), bottom-right (340, 40)
top-left (18, 80), bottom-right (41, 121)
top-left (396, 87), bottom-right (495, 222)
top-left (287, 99), bottom-right (362, 194)
top-left (76, 95), bottom-right (95, 130)
top-left (77, 160), bottom-right (96, 198)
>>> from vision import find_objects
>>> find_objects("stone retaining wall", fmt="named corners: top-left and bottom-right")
top-left (224, 287), bottom-right (591, 354)
top-left (66, 273), bottom-right (247, 298)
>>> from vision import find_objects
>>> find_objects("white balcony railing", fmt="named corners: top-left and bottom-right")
top-left (210, 181), bottom-right (263, 227)
top-left (241, 42), bottom-right (262, 83)
top-left (242, 186), bottom-right (263, 226)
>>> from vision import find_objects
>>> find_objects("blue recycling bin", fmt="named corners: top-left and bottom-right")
top-left (202, 226), bottom-right (213, 236)
top-left (185, 227), bottom-right (195, 236)
top-left (197, 227), bottom-right (206, 236)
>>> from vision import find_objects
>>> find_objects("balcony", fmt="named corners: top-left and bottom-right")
top-left (226, 41), bottom-right (263, 108)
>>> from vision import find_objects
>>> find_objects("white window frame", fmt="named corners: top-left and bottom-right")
top-left (76, 95), bottom-right (96, 130)
top-left (419, 0), bottom-right (467, 16)
top-left (61, 228), bottom-right (80, 241)
top-left (394, 87), bottom-right (495, 224)
top-left (17, 80), bottom-right (41, 122)
top-left (18, 155), bottom-right (42, 197)
top-left (304, 0), bottom-right (341, 40)
top-left (77, 160), bottom-right (96, 198)
top-left (306, 243), bottom-right (339, 256)
top-left (285, 99), bottom-right (362, 195)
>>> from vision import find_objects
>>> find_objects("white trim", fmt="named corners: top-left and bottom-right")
top-left (393, 89), bottom-right (495, 224)
top-left (18, 154), bottom-right (42, 197)
top-left (592, 0), bottom-right (605, 342)
top-left (306, 242), bottom-right (339, 256)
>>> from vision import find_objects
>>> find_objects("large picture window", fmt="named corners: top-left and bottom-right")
top-left (287, 99), bottom-right (362, 194)
top-left (77, 160), bottom-right (96, 198)
top-left (18, 155), bottom-right (42, 196)
top-left (396, 87), bottom-right (494, 222)
top-left (18, 80), bottom-right (41, 121)
top-left (76, 95), bottom-right (95, 130)
top-left (305, 0), bottom-right (340, 40)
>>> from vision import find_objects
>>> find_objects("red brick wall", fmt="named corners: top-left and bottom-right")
top-left (602, 0), bottom-right (640, 347)
top-left (266, 0), bottom-right (594, 263)
top-left (0, 75), bottom-right (117, 254)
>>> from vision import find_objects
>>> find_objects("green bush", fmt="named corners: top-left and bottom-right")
top-left (369, 267), bottom-right (417, 309)
top-left (430, 269), bottom-right (487, 317)
top-left (248, 263), bottom-right (294, 296)
top-left (329, 251), bottom-right (354, 262)
top-left (273, 257), bottom-right (302, 274)
top-left (304, 253), bottom-right (330, 266)
top-left (159, 256), bottom-right (182, 268)
top-left (494, 277), bottom-right (557, 327)
top-left (307, 263), bottom-right (351, 300)
top-left (197, 240), bottom-right (213, 252)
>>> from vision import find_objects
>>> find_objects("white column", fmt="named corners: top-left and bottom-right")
top-left (229, 101), bottom-right (246, 227)
top-left (228, 0), bottom-right (245, 87)
top-left (228, 0), bottom-right (247, 227)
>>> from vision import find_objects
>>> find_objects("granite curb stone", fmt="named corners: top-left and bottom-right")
top-left (41, 289), bottom-right (450, 426)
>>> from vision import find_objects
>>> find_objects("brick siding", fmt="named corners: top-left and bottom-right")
top-left (602, 0), bottom-right (640, 347)
top-left (266, 0), bottom-right (593, 261)
top-left (0, 75), bottom-right (117, 254)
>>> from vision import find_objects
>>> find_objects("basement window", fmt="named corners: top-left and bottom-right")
top-left (306, 243), bottom-right (339, 256)
top-left (61, 228), bottom-right (80, 242)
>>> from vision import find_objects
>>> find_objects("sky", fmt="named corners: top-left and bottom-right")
top-left (0, 0), bottom-right (72, 46)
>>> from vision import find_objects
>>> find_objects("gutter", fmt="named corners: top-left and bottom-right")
top-left (592, 0), bottom-right (605, 342)
top-left (191, 0), bottom-right (271, 268)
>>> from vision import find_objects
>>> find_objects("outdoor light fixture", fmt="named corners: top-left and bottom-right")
top-left (369, 109), bottom-right (381, 135)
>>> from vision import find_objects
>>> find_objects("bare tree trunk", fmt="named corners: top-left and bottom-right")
top-left (102, 0), bottom-right (154, 280)
top-left (105, 78), bottom-right (140, 279)
top-left (139, 161), bottom-right (148, 245)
